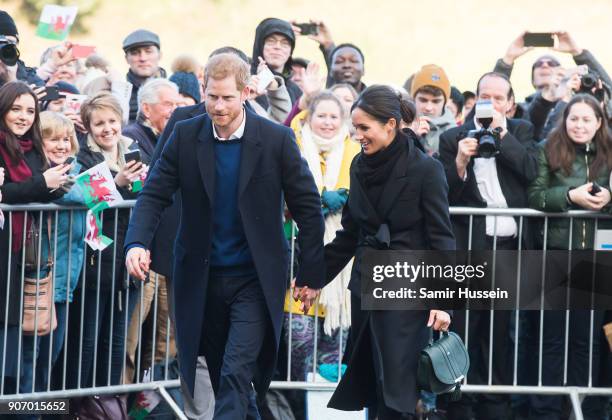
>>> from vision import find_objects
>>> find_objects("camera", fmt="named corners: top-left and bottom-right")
top-left (467, 127), bottom-right (501, 159)
top-left (0, 36), bottom-right (19, 67)
top-left (578, 70), bottom-right (609, 102)
top-left (467, 100), bottom-right (501, 159)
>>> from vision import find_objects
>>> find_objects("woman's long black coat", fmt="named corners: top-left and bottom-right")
top-left (0, 149), bottom-right (63, 325)
top-left (324, 134), bottom-right (456, 414)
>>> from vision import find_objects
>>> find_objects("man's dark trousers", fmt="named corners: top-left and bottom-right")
top-left (200, 270), bottom-right (268, 420)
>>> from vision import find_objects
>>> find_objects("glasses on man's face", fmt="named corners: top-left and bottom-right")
top-left (264, 37), bottom-right (291, 49)
top-left (534, 59), bottom-right (560, 69)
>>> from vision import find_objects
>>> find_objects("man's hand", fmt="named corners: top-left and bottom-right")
top-left (502, 31), bottom-right (533, 66)
top-left (291, 20), bottom-right (334, 49)
top-left (125, 247), bottom-right (151, 281)
top-left (456, 137), bottom-right (478, 179)
top-left (414, 116), bottom-right (431, 137)
top-left (554, 31), bottom-right (583, 56)
top-left (292, 285), bottom-right (320, 314)
top-left (541, 67), bottom-right (566, 102)
top-left (50, 42), bottom-right (75, 68)
top-left (427, 310), bottom-right (451, 331)
top-left (489, 110), bottom-right (508, 138)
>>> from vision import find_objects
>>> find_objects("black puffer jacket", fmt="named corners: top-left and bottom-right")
top-left (251, 18), bottom-right (302, 106)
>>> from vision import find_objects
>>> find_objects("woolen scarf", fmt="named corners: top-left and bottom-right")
top-left (0, 132), bottom-right (35, 251)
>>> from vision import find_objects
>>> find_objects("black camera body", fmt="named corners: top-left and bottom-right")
top-left (467, 127), bottom-right (502, 159)
top-left (578, 70), bottom-right (609, 102)
top-left (0, 36), bottom-right (19, 67)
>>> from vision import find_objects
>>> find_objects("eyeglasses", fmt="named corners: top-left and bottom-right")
top-left (264, 37), bottom-right (291, 49)
top-left (533, 59), bottom-right (560, 68)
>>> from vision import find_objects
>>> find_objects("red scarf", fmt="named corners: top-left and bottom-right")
top-left (0, 133), bottom-right (35, 251)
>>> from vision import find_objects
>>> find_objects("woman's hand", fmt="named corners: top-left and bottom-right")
top-left (427, 310), bottom-right (451, 331)
top-left (114, 160), bottom-right (146, 188)
top-left (0, 167), bottom-right (4, 186)
top-left (568, 183), bottom-right (611, 210)
top-left (43, 164), bottom-right (71, 189)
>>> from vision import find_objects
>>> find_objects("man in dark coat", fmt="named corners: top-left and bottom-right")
top-left (125, 53), bottom-right (325, 419)
top-left (122, 29), bottom-right (167, 123)
top-left (123, 78), bottom-right (179, 164)
top-left (438, 72), bottom-right (539, 420)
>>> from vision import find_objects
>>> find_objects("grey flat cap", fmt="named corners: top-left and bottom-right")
top-left (122, 29), bottom-right (160, 52)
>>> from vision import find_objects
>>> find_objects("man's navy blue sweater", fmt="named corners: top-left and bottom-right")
top-left (210, 139), bottom-right (254, 273)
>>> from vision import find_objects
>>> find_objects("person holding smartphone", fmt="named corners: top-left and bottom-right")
top-left (65, 92), bottom-right (145, 389)
top-left (527, 94), bottom-right (612, 418)
top-left (0, 82), bottom-right (68, 395)
top-left (493, 31), bottom-right (612, 140)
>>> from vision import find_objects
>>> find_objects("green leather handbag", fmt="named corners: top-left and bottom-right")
top-left (417, 331), bottom-right (469, 400)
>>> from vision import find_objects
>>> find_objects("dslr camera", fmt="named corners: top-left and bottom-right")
top-left (578, 70), bottom-right (609, 102)
top-left (466, 100), bottom-right (501, 159)
top-left (0, 36), bottom-right (19, 67)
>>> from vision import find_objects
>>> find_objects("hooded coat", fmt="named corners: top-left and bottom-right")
top-left (251, 18), bottom-right (302, 107)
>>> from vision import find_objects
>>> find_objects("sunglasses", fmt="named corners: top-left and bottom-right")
top-left (534, 59), bottom-right (560, 68)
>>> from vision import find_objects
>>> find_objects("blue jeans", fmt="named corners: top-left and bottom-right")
top-left (20, 303), bottom-right (68, 394)
top-left (66, 286), bottom-right (139, 388)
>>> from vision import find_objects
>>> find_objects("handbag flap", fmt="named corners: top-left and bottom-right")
top-left (422, 331), bottom-right (469, 385)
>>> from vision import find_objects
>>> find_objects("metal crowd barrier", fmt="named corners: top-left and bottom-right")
top-left (1, 202), bottom-right (612, 420)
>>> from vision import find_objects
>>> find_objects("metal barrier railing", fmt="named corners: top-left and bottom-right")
top-left (0, 202), bottom-right (611, 420)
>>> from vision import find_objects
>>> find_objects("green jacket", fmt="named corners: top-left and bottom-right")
top-left (528, 141), bottom-right (612, 250)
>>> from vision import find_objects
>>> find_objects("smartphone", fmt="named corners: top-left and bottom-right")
top-left (590, 181), bottom-right (602, 196)
top-left (71, 44), bottom-right (96, 59)
top-left (295, 22), bottom-right (319, 36)
top-left (64, 157), bottom-right (75, 166)
top-left (523, 32), bottom-right (554, 47)
top-left (257, 66), bottom-right (275, 93)
top-left (41, 86), bottom-right (63, 102)
top-left (124, 150), bottom-right (141, 164)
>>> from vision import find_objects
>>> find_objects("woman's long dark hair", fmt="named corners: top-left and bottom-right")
top-left (0, 81), bottom-right (45, 166)
top-left (546, 94), bottom-right (612, 180)
top-left (351, 85), bottom-right (416, 129)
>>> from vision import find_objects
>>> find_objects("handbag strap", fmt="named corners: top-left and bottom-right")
top-left (44, 213), bottom-right (54, 267)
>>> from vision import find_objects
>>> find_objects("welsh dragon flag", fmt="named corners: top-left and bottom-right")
top-left (75, 162), bottom-right (123, 251)
top-left (35, 5), bottom-right (78, 41)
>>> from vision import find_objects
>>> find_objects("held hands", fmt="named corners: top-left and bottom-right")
top-left (292, 283), bottom-right (320, 314)
top-left (568, 183), bottom-right (612, 211)
top-left (115, 160), bottom-right (147, 188)
top-left (427, 310), bottom-right (451, 331)
top-left (125, 247), bottom-right (151, 281)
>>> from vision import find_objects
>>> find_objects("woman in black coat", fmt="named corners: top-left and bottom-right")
top-left (64, 92), bottom-right (145, 388)
top-left (0, 81), bottom-right (69, 391)
top-left (298, 86), bottom-right (455, 418)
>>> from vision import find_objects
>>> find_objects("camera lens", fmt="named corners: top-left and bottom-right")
top-left (581, 73), bottom-right (598, 91)
top-left (478, 134), bottom-right (497, 159)
top-left (0, 43), bottom-right (19, 67)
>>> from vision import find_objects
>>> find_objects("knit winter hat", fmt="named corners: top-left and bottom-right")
top-left (411, 64), bottom-right (451, 100)
top-left (169, 72), bottom-right (201, 103)
top-left (0, 11), bottom-right (18, 38)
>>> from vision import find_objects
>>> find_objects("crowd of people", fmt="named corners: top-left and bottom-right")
top-left (0, 9), bottom-right (612, 420)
